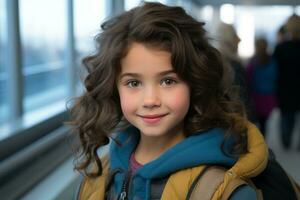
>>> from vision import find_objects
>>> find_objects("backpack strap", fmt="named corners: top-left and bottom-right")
top-left (186, 166), bottom-right (222, 200)
top-left (161, 165), bottom-right (207, 200)
top-left (150, 176), bottom-right (170, 200)
top-left (186, 166), bottom-right (262, 200)
top-left (221, 176), bottom-right (248, 199)
top-left (222, 176), bottom-right (263, 200)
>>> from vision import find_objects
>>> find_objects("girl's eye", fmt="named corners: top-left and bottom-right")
top-left (126, 80), bottom-right (140, 88)
top-left (161, 78), bottom-right (176, 86)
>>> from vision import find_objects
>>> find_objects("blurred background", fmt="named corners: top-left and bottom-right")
top-left (0, 0), bottom-right (300, 199)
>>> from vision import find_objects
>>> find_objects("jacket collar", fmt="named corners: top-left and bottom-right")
top-left (229, 122), bottom-right (269, 178)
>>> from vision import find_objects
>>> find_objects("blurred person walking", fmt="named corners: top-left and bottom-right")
top-left (276, 25), bottom-right (287, 44)
top-left (273, 14), bottom-right (300, 150)
top-left (246, 38), bottom-right (278, 137)
top-left (216, 23), bottom-right (252, 119)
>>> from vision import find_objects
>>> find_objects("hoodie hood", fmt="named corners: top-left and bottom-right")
top-left (110, 127), bottom-right (237, 178)
top-left (109, 127), bottom-right (238, 199)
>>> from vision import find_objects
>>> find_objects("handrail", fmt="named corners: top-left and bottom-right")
top-left (0, 126), bottom-right (70, 179)
top-left (0, 125), bottom-right (75, 200)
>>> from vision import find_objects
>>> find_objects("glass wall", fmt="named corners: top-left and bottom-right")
top-left (19, 0), bottom-right (68, 112)
top-left (73, 0), bottom-right (108, 90)
top-left (0, 0), bottom-right (7, 123)
top-left (125, 0), bottom-right (141, 10)
top-left (74, 0), bottom-right (107, 59)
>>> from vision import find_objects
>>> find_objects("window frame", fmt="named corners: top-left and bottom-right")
top-left (0, 0), bottom-right (77, 141)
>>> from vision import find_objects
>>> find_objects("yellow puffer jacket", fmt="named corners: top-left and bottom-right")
top-left (77, 122), bottom-right (268, 200)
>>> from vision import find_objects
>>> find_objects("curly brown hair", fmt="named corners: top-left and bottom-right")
top-left (68, 2), bottom-right (248, 177)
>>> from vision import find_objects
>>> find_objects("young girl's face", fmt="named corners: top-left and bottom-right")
top-left (117, 42), bottom-right (190, 139)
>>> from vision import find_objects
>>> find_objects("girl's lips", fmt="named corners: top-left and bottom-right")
top-left (139, 114), bottom-right (168, 124)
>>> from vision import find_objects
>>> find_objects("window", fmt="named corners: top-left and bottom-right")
top-left (19, 0), bottom-right (68, 113)
top-left (73, 0), bottom-right (108, 92)
top-left (0, 0), bottom-right (8, 123)
top-left (0, 0), bottom-right (112, 198)
top-left (125, 0), bottom-right (141, 10)
top-left (74, 0), bottom-right (107, 59)
top-left (297, 6), bottom-right (300, 15)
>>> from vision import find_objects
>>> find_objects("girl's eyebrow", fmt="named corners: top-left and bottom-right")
top-left (158, 69), bottom-right (176, 76)
top-left (119, 69), bottom-right (176, 79)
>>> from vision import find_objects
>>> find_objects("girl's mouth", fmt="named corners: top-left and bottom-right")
top-left (139, 114), bottom-right (168, 124)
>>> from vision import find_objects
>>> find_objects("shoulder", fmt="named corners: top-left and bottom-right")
top-left (162, 165), bottom-right (208, 200)
top-left (76, 155), bottom-right (110, 200)
top-left (211, 168), bottom-right (259, 200)
top-left (229, 185), bottom-right (257, 200)
top-left (186, 166), bottom-right (259, 200)
top-left (76, 173), bottom-right (108, 200)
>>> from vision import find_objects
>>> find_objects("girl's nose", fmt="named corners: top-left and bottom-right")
top-left (142, 87), bottom-right (161, 109)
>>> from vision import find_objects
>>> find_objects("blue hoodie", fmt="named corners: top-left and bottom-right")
top-left (109, 126), bottom-right (256, 200)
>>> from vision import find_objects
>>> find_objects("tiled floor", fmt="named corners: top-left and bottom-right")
top-left (265, 108), bottom-right (300, 183)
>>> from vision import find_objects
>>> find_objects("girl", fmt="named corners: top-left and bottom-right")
top-left (70, 2), bottom-right (268, 200)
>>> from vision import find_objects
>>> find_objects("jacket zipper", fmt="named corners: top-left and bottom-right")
top-left (119, 171), bottom-right (131, 200)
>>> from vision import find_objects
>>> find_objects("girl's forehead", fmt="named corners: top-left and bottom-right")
top-left (125, 42), bottom-right (171, 57)
top-left (120, 43), bottom-right (173, 74)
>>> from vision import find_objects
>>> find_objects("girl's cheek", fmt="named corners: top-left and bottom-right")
top-left (166, 86), bottom-right (190, 110)
top-left (119, 92), bottom-right (137, 114)
top-left (172, 97), bottom-right (190, 116)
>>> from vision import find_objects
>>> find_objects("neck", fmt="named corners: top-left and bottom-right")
top-left (134, 128), bottom-right (185, 165)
